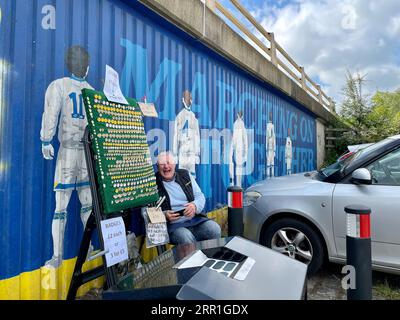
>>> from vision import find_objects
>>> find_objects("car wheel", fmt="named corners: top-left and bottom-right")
top-left (261, 218), bottom-right (324, 275)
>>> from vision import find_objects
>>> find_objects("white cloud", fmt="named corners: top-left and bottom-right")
top-left (387, 16), bottom-right (400, 38)
top-left (245, 0), bottom-right (400, 110)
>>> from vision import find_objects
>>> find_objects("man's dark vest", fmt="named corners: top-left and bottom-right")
top-left (155, 169), bottom-right (194, 211)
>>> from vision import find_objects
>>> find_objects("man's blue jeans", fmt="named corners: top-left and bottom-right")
top-left (169, 220), bottom-right (221, 245)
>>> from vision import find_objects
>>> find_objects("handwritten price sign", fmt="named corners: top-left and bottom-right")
top-left (100, 217), bottom-right (129, 267)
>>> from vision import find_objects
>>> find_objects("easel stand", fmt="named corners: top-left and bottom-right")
top-left (67, 127), bottom-right (119, 300)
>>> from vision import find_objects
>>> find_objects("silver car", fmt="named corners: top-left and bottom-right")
top-left (243, 135), bottom-right (400, 275)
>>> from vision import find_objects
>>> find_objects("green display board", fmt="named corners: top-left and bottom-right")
top-left (82, 89), bottom-right (159, 214)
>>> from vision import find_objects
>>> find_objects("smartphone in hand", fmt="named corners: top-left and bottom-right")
top-left (174, 209), bottom-right (185, 216)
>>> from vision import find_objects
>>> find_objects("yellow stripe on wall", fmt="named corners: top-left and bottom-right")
top-left (0, 207), bottom-right (227, 300)
top-left (0, 274), bottom-right (20, 300)
top-left (208, 207), bottom-right (228, 236)
top-left (0, 243), bottom-right (166, 300)
top-left (0, 257), bottom-right (104, 300)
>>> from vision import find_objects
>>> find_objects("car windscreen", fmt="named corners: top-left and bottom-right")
top-left (319, 153), bottom-right (356, 179)
top-left (319, 138), bottom-right (394, 180)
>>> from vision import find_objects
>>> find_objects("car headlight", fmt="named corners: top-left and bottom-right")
top-left (243, 191), bottom-right (262, 207)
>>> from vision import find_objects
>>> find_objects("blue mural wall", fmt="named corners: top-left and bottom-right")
top-left (0, 0), bottom-right (316, 280)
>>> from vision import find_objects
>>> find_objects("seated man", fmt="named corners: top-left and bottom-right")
top-left (155, 151), bottom-right (221, 244)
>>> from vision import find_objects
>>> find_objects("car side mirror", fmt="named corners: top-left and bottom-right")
top-left (351, 168), bottom-right (372, 185)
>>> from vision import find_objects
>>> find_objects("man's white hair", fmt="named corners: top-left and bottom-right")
top-left (157, 151), bottom-right (176, 164)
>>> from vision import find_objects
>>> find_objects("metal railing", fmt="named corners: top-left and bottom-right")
top-left (207, 0), bottom-right (335, 113)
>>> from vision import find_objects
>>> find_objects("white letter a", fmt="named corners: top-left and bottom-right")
top-left (42, 5), bottom-right (56, 30)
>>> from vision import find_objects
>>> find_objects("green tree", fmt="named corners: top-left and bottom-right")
top-left (323, 72), bottom-right (399, 167)
top-left (340, 71), bottom-right (371, 143)
top-left (366, 90), bottom-right (400, 141)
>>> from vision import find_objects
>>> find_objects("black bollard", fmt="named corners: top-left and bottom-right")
top-left (227, 186), bottom-right (243, 237)
top-left (345, 205), bottom-right (372, 300)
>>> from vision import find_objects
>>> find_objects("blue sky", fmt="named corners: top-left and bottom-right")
top-left (218, 0), bottom-right (400, 110)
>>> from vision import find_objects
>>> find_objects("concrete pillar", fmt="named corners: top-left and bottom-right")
top-left (269, 32), bottom-right (278, 66)
top-left (329, 98), bottom-right (336, 113)
top-left (317, 85), bottom-right (323, 105)
top-left (300, 67), bottom-right (306, 89)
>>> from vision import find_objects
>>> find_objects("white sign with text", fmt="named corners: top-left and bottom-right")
top-left (138, 102), bottom-right (158, 118)
top-left (100, 217), bottom-right (128, 267)
top-left (103, 65), bottom-right (129, 105)
top-left (146, 207), bottom-right (166, 224)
